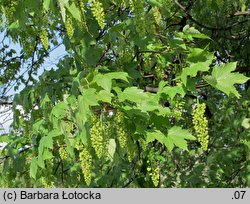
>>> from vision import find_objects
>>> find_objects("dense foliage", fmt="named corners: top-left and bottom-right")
top-left (0, 0), bottom-right (250, 187)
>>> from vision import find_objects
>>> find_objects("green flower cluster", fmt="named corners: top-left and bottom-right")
top-left (115, 111), bottom-right (128, 149)
top-left (103, 120), bottom-right (112, 157)
top-left (2, 1), bottom-right (17, 23)
top-left (192, 103), bottom-right (209, 151)
top-left (155, 65), bottom-right (165, 80)
top-left (147, 160), bottom-right (160, 187)
top-left (65, 15), bottom-right (74, 39)
top-left (78, 0), bottom-right (85, 14)
top-left (129, 0), bottom-right (135, 11)
top-left (90, 116), bottom-right (104, 159)
top-left (79, 148), bottom-right (92, 186)
top-left (40, 28), bottom-right (49, 50)
top-left (58, 146), bottom-right (68, 161)
top-left (172, 101), bottom-right (185, 121)
top-left (89, 0), bottom-right (105, 29)
top-left (152, 7), bottom-right (161, 25)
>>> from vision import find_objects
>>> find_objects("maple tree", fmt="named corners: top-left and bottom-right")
top-left (0, 0), bottom-right (250, 187)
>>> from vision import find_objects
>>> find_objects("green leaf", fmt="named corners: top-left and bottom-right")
top-left (242, 118), bottom-right (250, 129)
top-left (123, 105), bottom-right (150, 119)
top-left (107, 139), bottom-right (116, 161)
top-left (164, 136), bottom-right (175, 152)
top-left (161, 85), bottom-right (186, 100)
top-left (167, 126), bottom-right (196, 151)
top-left (78, 128), bottom-right (88, 145)
top-left (93, 72), bottom-right (129, 92)
top-left (8, 21), bottom-right (19, 29)
top-left (33, 119), bottom-right (45, 133)
top-left (146, 130), bottom-right (166, 144)
top-left (66, 2), bottom-right (82, 22)
top-left (37, 155), bottom-right (45, 168)
top-left (40, 93), bottom-right (51, 107)
top-left (137, 94), bottom-right (171, 116)
top-left (0, 135), bottom-right (11, 143)
top-left (137, 94), bottom-right (159, 111)
top-left (181, 49), bottom-right (214, 85)
top-left (47, 129), bottom-right (62, 138)
top-left (58, 0), bottom-right (68, 23)
top-left (148, 0), bottom-right (163, 8)
top-left (50, 101), bottom-right (69, 118)
top-left (204, 62), bottom-right (250, 98)
top-left (97, 90), bottom-right (114, 103)
top-left (105, 72), bottom-right (129, 82)
top-left (187, 48), bottom-right (209, 62)
top-left (42, 149), bottom-right (54, 160)
top-left (169, 126), bottom-right (196, 140)
top-left (156, 106), bottom-right (171, 116)
top-left (93, 74), bottom-right (112, 91)
top-left (169, 37), bottom-right (186, 50)
top-left (75, 112), bottom-right (86, 131)
top-left (183, 25), bottom-right (211, 39)
top-left (146, 127), bottom-right (196, 152)
top-left (43, 0), bottom-right (51, 11)
top-left (30, 157), bottom-right (38, 179)
top-left (38, 135), bottom-right (53, 161)
top-left (119, 87), bottom-right (149, 104)
top-left (80, 88), bottom-right (99, 107)
top-left (242, 140), bottom-right (250, 150)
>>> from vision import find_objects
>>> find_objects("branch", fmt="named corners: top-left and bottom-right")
top-left (174, 0), bottom-right (249, 31)
top-left (2, 43), bottom-right (63, 96)
top-left (25, 37), bottom-right (39, 86)
top-left (0, 145), bottom-right (32, 164)
top-left (237, 66), bottom-right (250, 73)
top-left (233, 11), bottom-right (250, 16)
top-left (144, 86), bottom-right (158, 93)
top-left (0, 101), bottom-right (13, 105)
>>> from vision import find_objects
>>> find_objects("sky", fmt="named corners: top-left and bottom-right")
top-left (0, 31), bottom-right (67, 134)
